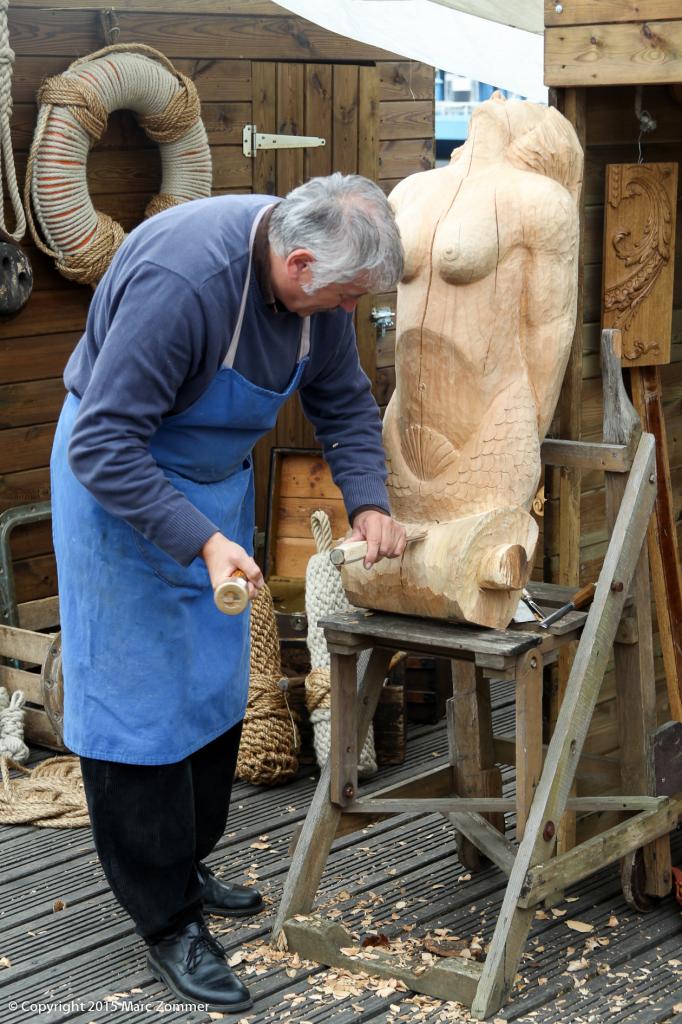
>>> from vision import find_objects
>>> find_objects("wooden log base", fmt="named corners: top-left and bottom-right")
top-left (341, 508), bottom-right (538, 629)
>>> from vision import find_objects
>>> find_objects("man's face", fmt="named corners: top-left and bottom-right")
top-left (274, 249), bottom-right (369, 315)
top-left (292, 279), bottom-right (367, 316)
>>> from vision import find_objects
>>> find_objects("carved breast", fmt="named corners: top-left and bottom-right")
top-left (435, 207), bottom-right (502, 285)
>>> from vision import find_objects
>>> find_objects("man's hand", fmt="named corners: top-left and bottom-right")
top-left (349, 510), bottom-right (407, 569)
top-left (201, 532), bottom-right (264, 600)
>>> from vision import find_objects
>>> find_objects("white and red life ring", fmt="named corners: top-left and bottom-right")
top-left (25, 43), bottom-right (212, 286)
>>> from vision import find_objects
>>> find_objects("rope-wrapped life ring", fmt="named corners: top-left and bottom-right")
top-left (24, 43), bottom-right (212, 287)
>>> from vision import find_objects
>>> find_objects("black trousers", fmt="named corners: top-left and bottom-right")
top-left (79, 721), bottom-right (243, 944)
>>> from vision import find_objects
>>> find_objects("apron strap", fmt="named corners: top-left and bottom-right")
top-left (223, 203), bottom-right (312, 371)
top-left (223, 204), bottom-right (273, 370)
top-left (298, 316), bottom-right (311, 361)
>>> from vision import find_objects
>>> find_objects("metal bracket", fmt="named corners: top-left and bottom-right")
top-left (370, 306), bottom-right (395, 338)
top-left (243, 124), bottom-right (326, 158)
top-left (99, 8), bottom-right (120, 46)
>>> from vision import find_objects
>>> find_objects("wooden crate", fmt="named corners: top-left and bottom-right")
top-left (264, 447), bottom-right (349, 628)
top-left (0, 595), bottom-right (64, 751)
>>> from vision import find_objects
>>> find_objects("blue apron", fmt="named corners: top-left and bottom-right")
top-left (50, 206), bottom-right (310, 765)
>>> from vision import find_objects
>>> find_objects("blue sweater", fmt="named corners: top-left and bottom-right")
top-left (64, 194), bottom-right (389, 566)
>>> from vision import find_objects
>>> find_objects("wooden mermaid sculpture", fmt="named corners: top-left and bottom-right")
top-left (342, 94), bottom-right (583, 628)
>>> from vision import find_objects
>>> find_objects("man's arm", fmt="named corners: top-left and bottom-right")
top-left (67, 262), bottom-right (219, 565)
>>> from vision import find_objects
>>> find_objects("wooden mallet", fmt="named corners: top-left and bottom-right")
top-left (214, 569), bottom-right (250, 615)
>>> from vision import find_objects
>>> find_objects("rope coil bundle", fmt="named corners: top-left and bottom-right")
top-left (0, 755), bottom-right (88, 827)
top-left (236, 584), bottom-right (300, 787)
top-left (0, 686), bottom-right (29, 763)
top-left (304, 511), bottom-right (377, 777)
top-left (0, 0), bottom-right (25, 240)
top-left (25, 43), bottom-right (212, 286)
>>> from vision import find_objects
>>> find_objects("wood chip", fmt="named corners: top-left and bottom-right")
top-left (423, 937), bottom-right (469, 958)
top-left (566, 920), bottom-right (594, 933)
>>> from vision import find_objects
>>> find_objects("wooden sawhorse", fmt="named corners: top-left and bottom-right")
top-left (271, 331), bottom-right (682, 1018)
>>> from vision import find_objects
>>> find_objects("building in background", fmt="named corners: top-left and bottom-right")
top-left (435, 72), bottom-right (536, 159)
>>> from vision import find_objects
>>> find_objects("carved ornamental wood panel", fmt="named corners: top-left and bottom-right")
top-left (603, 162), bottom-right (678, 367)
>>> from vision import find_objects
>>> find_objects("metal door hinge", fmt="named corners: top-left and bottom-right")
top-left (371, 306), bottom-right (395, 338)
top-left (243, 124), bottom-right (326, 158)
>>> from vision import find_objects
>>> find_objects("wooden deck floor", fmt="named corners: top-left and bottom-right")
top-left (2, 684), bottom-right (682, 1024)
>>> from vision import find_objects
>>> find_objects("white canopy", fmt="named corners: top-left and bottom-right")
top-left (275, 0), bottom-right (547, 103)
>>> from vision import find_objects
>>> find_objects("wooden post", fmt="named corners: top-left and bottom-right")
top-left (552, 86), bottom-right (586, 855)
top-left (514, 650), bottom-right (544, 842)
top-left (602, 330), bottom-right (672, 898)
top-left (629, 365), bottom-right (682, 722)
top-left (448, 662), bottom-right (504, 869)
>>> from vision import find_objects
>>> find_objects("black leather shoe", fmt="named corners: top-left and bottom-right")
top-left (198, 862), bottom-right (265, 917)
top-left (147, 920), bottom-right (252, 1013)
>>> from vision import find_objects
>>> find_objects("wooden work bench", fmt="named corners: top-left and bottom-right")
top-left (271, 331), bottom-right (682, 1019)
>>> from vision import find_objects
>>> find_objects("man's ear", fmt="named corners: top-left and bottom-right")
top-left (285, 249), bottom-right (315, 282)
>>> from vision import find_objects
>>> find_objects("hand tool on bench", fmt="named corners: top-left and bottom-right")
top-left (538, 582), bottom-right (596, 629)
top-left (214, 569), bottom-right (250, 615)
top-left (520, 588), bottom-right (545, 621)
top-left (330, 530), bottom-right (428, 567)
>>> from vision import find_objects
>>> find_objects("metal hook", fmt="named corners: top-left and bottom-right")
top-left (634, 84), bottom-right (656, 164)
top-left (99, 8), bottom-right (120, 46)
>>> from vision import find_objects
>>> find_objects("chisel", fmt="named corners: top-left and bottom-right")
top-left (330, 530), bottom-right (428, 567)
top-left (538, 582), bottom-right (596, 629)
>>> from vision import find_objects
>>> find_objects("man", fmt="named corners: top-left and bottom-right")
top-left (50, 173), bottom-right (406, 1013)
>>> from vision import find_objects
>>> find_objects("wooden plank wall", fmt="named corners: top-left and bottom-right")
top-left (545, 83), bottom-right (682, 763)
top-left (0, 0), bottom-right (434, 606)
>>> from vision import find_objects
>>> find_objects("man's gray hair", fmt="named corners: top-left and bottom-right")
top-left (268, 173), bottom-right (404, 294)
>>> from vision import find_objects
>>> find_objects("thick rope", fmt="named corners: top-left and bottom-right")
top-left (236, 585), bottom-right (300, 787)
top-left (25, 43), bottom-right (211, 286)
top-left (0, 687), bottom-right (29, 763)
top-left (304, 511), bottom-right (377, 777)
top-left (0, 0), bottom-right (25, 239)
top-left (144, 192), bottom-right (182, 218)
top-left (0, 755), bottom-right (88, 828)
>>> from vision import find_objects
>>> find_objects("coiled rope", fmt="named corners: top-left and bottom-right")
top-left (25, 43), bottom-right (212, 286)
top-left (304, 511), bottom-right (377, 777)
top-left (0, 687), bottom-right (28, 763)
top-left (0, 0), bottom-right (24, 240)
top-left (236, 585), bottom-right (300, 787)
top-left (0, 755), bottom-right (88, 827)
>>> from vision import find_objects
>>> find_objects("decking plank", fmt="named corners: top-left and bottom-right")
top-left (2, 703), bottom-right (681, 1023)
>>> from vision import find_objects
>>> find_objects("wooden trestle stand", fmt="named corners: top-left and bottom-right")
top-left (271, 331), bottom-right (682, 1020)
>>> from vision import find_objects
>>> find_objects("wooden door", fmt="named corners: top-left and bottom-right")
top-left (250, 62), bottom-right (381, 530)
